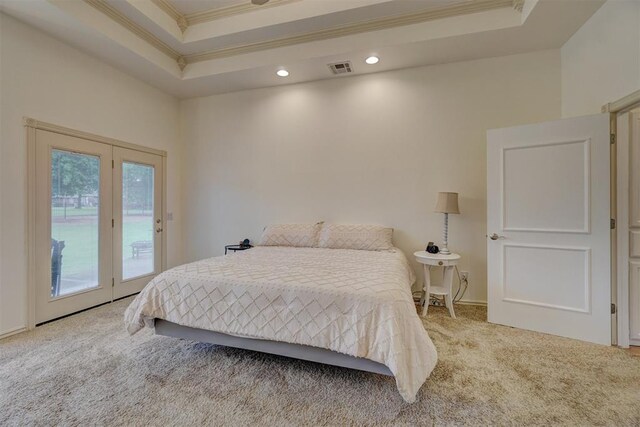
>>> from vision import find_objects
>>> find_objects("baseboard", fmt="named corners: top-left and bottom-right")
top-left (455, 300), bottom-right (487, 306)
top-left (413, 294), bottom-right (487, 307)
top-left (0, 326), bottom-right (27, 340)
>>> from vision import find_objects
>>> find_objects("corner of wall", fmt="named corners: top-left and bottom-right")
top-left (561, 0), bottom-right (640, 118)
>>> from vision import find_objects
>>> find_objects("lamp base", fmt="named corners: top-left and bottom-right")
top-left (440, 213), bottom-right (451, 255)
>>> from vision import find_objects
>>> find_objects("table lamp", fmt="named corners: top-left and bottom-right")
top-left (434, 192), bottom-right (460, 255)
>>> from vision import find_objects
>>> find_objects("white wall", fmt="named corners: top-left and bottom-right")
top-left (180, 49), bottom-right (562, 303)
top-left (0, 14), bottom-right (184, 337)
top-left (561, 0), bottom-right (640, 117)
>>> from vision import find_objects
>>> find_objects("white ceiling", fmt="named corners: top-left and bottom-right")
top-left (0, 0), bottom-right (605, 99)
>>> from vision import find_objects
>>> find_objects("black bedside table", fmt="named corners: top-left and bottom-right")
top-left (224, 244), bottom-right (253, 255)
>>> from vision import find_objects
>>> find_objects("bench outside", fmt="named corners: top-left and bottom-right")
top-left (131, 240), bottom-right (152, 258)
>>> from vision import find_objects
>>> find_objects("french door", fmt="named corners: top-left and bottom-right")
top-left (35, 131), bottom-right (113, 323)
top-left (34, 130), bottom-right (163, 324)
top-left (113, 147), bottom-right (163, 299)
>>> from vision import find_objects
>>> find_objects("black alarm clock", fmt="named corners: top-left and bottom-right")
top-left (426, 242), bottom-right (439, 254)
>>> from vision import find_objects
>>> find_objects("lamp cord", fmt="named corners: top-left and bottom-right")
top-left (413, 264), bottom-right (469, 306)
top-left (452, 265), bottom-right (468, 303)
top-left (422, 265), bottom-right (468, 306)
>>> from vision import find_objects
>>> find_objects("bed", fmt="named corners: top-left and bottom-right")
top-left (124, 245), bottom-right (438, 403)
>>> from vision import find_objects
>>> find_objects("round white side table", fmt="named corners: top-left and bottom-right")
top-left (414, 251), bottom-right (461, 318)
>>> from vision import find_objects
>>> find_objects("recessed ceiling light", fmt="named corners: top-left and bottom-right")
top-left (365, 56), bottom-right (379, 65)
top-left (276, 69), bottom-right (289, 77)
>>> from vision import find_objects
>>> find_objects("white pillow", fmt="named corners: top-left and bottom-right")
top-left (258, 223), bottom-right (323, 247)
top-left (317, 224), bottom-right (393, 251)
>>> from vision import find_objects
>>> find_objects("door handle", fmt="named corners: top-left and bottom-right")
top-left (156, 227), bottom-right (163, 233)
top-left (488, 233), bottom-right (505, 240)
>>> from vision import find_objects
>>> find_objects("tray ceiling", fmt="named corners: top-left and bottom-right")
top-left (0, 0), bottom-right (605, 98)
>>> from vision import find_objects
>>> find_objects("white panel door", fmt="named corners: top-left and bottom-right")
top-left (487, 114), bottom-right (611, 345)
top-left (616, 111), bottom-right (631, 348)
top-left (630, 111), bottom-right (640, 228)
top-left (629, 261), bottom-right (640, 344)
top-left (628, 111), bottom-right (640, 346)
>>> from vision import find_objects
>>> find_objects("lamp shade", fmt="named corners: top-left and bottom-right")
top-left (434, 192), bottom-right (460, 214)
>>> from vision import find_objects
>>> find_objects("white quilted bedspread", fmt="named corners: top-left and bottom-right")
top-left (124, 246), bottom-right (437, 402)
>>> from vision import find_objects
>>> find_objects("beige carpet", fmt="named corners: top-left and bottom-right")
top-left (1, 298), bottom-right (639, 426)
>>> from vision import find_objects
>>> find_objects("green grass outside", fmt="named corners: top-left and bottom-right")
top-left (52, 208), bottom-right (153, 277)
top-left (52, 207), bottom-right (152, 218)
top-left (52, 206), bottom-right (98, 217)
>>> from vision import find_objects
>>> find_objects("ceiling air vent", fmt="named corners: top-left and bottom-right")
top-left (328, 61), bottom-right (353, 75)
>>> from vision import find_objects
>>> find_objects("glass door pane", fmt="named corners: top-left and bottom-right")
top-left (122, 162), bottom-right (155, 280)
top-left (50, 149), bottom-right (100, 297)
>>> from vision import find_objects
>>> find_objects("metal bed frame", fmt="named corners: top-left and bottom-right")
top-left (154, 319), bottom-right (393, 376)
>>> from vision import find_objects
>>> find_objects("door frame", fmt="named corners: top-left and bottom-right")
top-left (25, 118), bottom-right (167, 330)
top-left (605, 89), bottom-right (640, 348)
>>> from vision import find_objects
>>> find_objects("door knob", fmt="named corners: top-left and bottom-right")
top-left (156, 227), bottom-right (163, 233)
top-left (488, 233), bottom-right (505, 240)
top-left (156, 219), bottom-right (161, 224)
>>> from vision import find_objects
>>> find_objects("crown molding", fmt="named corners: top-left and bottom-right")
top-left (185, 0), bottom-right (514, 64)
top-left (84, 0), bottom-right (181, 60)
top-left (151, 0), bottom-right (188, 31)
top-left (177, 56), bottom-right (187, 71)
top-left (185, 0), bottom-right (301, 26)
top-left (150, 0), bottom-right (182, 21)
top-left (85, 0), bottom-right (518, 71)
top-left (151, 0), bottom-right (298, 33)
top-left (512, 0), bottom-right (524, 12)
